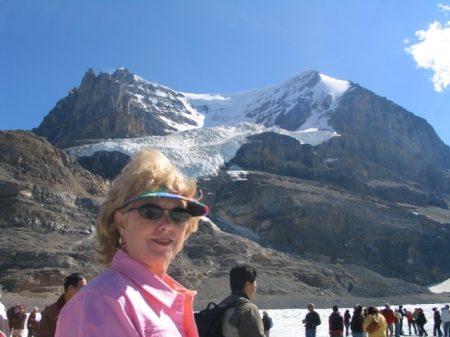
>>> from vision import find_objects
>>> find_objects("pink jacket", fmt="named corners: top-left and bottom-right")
top-left (55, 249), bottom-right (198, 337)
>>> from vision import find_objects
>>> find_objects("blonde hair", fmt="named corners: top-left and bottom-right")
top-left (95, 148), bottom-right (200, 267)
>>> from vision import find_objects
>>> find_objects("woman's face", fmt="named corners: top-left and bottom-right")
top-left (115, 197), bottom-right (189, 277)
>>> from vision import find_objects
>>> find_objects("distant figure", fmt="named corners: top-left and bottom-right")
top-left (262, 311), bottom-right (273, 337)
top-left (350, 305), bottom-right (364, 337)
top-left (6, 304), bottom-right (19, 334)
top-left (26, 307), bottom-right (39, 337)
top-left (344, 309), bottom-right (351, 336)
top-left (405, 308), bottom-right (418, 335)
top-left (433, 307), bottom-right (443, 337)
top-left (394, 309), bottom-right (402, 337)
top-left (397, 305), bottom-right (405, 335)
top-left (303, 303), bottom-right (321, 337)
top-left (381, 303), bottom-right (395, 337)
top-left (416, 308), bottom-right (428, 336)
top-left (219, 264), bottom-right (264, 337)
top-left (329, 305), bottom-right (344, 337)
top-left (37, 273), bottom-right (87, 337)
top-left (0, 294), bottom-right (10, 337)
top-left (10, 304), bottom-right (26, 337)
top-left (363, 306), bottom-right (387, 337)
top-left (441, 305), bottom-right (450, 337)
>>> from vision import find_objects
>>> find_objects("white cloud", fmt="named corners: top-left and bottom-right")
top-left (439, 3), bottom-right (450, 14)
top-left (405, 20), bottom-right (450, 92)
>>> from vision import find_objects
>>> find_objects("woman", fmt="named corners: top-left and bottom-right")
top-left (55, 148), bottom-right (209, 336)
top-left (350, 305), bottom-right (365, 337)
top-left (344, 309), bottom-right (351, 336)
top-left (363, 306), bottom-right (387, 337)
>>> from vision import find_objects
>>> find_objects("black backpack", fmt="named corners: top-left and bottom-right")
top-left (195, 299), bottom-right (249, 337)
top-left (7, 306), bottom-right (18, 321)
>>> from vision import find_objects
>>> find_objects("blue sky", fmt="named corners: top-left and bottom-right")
top-left (1, 1), bottom-right (449, 145)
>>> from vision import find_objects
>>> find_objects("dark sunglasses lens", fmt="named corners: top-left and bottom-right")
top-left (136, 204), bottom-right (191, 222)
top-left (169, 209), bottom-right (191, 222)
top-left (137, 205), bottom-right (163, 219)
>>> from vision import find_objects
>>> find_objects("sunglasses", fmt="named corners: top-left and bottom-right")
top-left (125, 203), bottom-right (191, 223)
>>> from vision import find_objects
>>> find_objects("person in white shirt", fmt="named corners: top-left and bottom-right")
top-left (441, 305), bottom-right (450, 337)
top-left (0, 294), bottom-right (10, 336)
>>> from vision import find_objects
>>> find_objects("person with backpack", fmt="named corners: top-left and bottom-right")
top-left (10, 304), bottom-right (26, 337)
top-left (6, 304), bottom-right (19, 334)
top-left (329, 305), bottom-right (344, 337)
top-left (218, 264), bottom-right (264, 337)
top-left (262, 311), bottom-right (273, 337)
top-left (363, 306), bottom-right (387, 337)
top-left (416, 308), bottom-right (428, 336)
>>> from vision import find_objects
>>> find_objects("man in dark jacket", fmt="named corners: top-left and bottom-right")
top-left (37, 273), bottom-right (87, 337)
top-left (10, 304), bottom-right (26, 337)
top-left (329, 305), bottom-right (344, 337)
top-left (433, 307), bottom-right (443, 337)
top-left (416, 308), bottom-right (428, 337)
top-left (219, 264), bottom-right (264, 337)
top-left (303, 303), bottom-right (321, 337)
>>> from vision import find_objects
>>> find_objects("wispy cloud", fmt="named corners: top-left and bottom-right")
top-left (405, 5), bottom-right (450, 92)
top-left (439, 3), bottom-right (450, 14)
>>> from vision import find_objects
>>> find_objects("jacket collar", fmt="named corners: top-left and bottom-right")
top-left (231, 289), bottom-right (251, 300)
top-left (111, 249), bottom-right (196, 308)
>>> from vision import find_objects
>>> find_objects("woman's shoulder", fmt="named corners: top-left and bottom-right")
top-left (78, 267), bottom-right (131, 296)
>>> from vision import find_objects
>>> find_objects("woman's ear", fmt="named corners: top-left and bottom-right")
top-left (114, 211), bottom-right (125, 234)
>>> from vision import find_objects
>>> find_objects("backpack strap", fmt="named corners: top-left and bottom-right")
top-left (220, 298), bottom-right (250, 311)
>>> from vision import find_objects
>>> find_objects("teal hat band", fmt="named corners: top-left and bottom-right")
top-left (119, 186), bottom-right (209, 217)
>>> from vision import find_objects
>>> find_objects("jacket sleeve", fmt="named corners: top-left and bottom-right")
top-left (36, 310), bottom-right (53, 337)
top-left (316, 312), bottom-right (321, 326)
top-left (55, 291), bottom-right (140, 337)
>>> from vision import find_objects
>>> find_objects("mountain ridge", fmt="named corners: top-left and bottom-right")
top-left (1, 67), bottom-right (449, 308)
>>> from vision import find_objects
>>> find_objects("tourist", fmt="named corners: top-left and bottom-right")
top-left (55, 148), bottom-right (208, 336)
top-left (219, 264), bottom-right (264, 337)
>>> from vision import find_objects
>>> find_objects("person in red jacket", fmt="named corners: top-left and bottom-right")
top-left (329, 305), bottom-right (344, 337)
top-left (381, 303), bottom-right (395, 337)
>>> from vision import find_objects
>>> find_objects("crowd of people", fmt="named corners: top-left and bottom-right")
top-left (303, 302), bottom-right (450, 337)
top-left (0, 148), bottom-right (448, 337)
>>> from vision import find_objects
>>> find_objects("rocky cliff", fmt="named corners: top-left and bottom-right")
top-left (2, 67), bottom-right (450, 308)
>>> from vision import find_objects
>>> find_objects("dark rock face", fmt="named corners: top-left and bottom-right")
top-left (1, 131), bottom-right (446, 309)
top-left (3, 68), bottom-right (450, 307)
top-left (199, 170), bottom-right (450, 286)
top-left (32, 68), bottom-right (182, 148)
top-left (0, 130), bottom-right (107, 292)
top-left (77, 151), bottom-right (130, 180)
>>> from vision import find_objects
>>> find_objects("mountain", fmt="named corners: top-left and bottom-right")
top-left (1, 68), bottom-right (450, 309)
